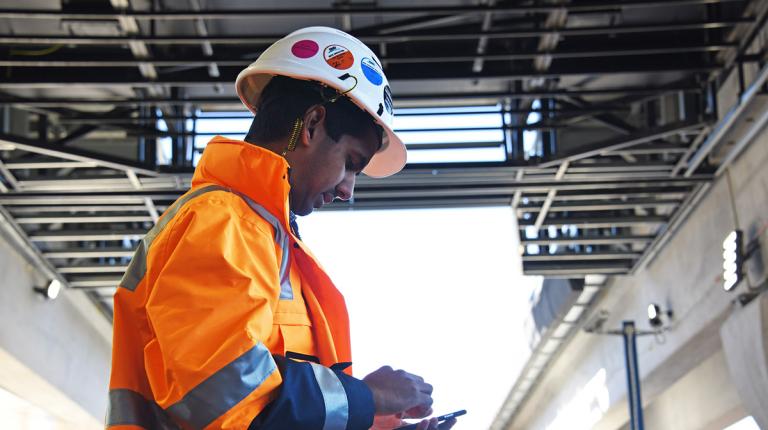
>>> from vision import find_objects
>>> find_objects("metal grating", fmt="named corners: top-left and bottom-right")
top-left (0, 0), bottom-right (765, 318)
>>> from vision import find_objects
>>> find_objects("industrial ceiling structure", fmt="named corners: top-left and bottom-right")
top-left (0, 0), bottom-right (765, 336)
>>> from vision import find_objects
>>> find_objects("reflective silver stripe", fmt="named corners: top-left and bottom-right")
top-left (235, 191), bottom-right (293, 300)
top-left (309, 363), bottom-right (350, 430)
top-left (106, 389), bottom-right (180, 429)
top-left (120, 185), bottom-right (227, 291)
top-left (166, 342), bottom-right (277, 429)
top-left (119, 185), bottom-right (294, 300)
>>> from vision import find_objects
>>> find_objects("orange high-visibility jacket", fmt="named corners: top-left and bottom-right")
top-left (107, 136), bottom-right (374, 430)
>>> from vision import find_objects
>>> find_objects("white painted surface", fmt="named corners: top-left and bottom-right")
top-left (510, 95), bottom-right (768, 430)
top-left (0, 234), bottom-right (110, 425)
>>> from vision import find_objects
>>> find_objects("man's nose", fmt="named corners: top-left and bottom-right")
top-left (335, 172), bottom-right (356, 201)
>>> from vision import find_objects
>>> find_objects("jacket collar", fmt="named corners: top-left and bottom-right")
top-left (191, 136), bottom-right (291, 226)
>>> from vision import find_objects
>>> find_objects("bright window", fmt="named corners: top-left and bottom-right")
top-left (723, 416), bottom-right (760, 430)
top-left (300, 207), bottom-right (541, 429)
top-left (191, 105), bottom-right (509, 166)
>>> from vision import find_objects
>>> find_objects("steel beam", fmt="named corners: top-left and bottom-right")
top-left (0, 44), bottom-right (736, 68)
top-left (54, 107), bottom-right (631, 123)
top-left (43, 248), bottom-right (135, 258)
top-left (58, 265), bottom-right (129, 274)
top-left (0, 134), bottom-right (160, 177)
top-left (15, 215), bottom-right (153, 224)
top-left (323, 198), bottom-right (516, 210)
top-left (522, 263), bottom-right (632, 276)
top-left (685, 63), bottom-right (768, 176)
top-left (405, 142), bottom-right (503, 150)
top-left (0, 87), bottom-right (698, 107)
top-left (520, 235), bottom-right (655, 245)
top-left (28, 230), bottom-right (147, 241)
top-left (565, 164), bottom-right (674, 173)
top-left (0, 2), bottom-right (745, 20)
top-left (518, 216), bottom-right (668, 228)
top-left (521, 252), bottom-right (642, 261)
top-left (66, 277), bottom-right (122, 288)
top-left (609, 145), bottom-right (690, 155)
top-left (671, 126), bottom-right (711, 176)
top-left (3, 161), bottom-right (98, 169)
top-left (539, 120), bottom-right (707, 167)
top-left (530, 189), bottom-right (690, 202)
top-left (715, 96), bottom-right (768, 177)
top-left (0, 178), bottom-right (706, 204)
top-left (10, 205), bottom-right (166, 214)
top-left (533, 162), bottom-right (569, 231)
top-left (0, 193), bottom-right (180, 205)
top-left (0, 158), bottom-right (20, 190)
top-left (0, 19), bottom-right (752, 46)
top-left (0, 66), bottom-right (721, 89)
top-left (519, 199), bottom-right (682, 212)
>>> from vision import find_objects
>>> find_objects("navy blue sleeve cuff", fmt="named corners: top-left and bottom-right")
top-left (335, 370), bottom-right (375, 430)
top-left (248, 357), bottom-right (324, 429)
top-left (249, 357), bottom-right (375, 430)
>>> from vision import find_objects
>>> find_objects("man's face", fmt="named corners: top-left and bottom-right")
top-left (288, 107), bottom-right (380, 216)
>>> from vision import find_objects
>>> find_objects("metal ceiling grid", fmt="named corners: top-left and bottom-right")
top-left (0, 0), bottom-right (765, 318)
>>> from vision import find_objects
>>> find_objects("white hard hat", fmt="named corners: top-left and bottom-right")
top-left (236, 26), bottom-right (406, 178)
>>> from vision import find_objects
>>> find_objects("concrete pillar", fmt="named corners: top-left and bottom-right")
top-left (720, 294), bottom-right (768, 429)
top-left (0, 232), bottom-right (111, 428)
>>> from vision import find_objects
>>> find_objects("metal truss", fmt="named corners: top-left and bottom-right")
top-left (0, 0), bottom-right (764, 316)
top-left (0, 19), bottom-right (754, 46)
top-left (0, 126), bottom-right (714, 308)
top-left (0, 1), bottom-right (748, 20)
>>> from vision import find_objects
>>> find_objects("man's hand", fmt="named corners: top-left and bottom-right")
top-left (363, 366), bottom-right (434, 416)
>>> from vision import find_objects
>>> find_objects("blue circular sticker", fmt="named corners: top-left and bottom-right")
top-left (361, 57), bottom-right (383, 86)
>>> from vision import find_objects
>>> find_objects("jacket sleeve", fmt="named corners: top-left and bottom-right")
top-left (249, 356), bottom-right (375, 430)
top-left (143, 195), bottom-right (374, 430)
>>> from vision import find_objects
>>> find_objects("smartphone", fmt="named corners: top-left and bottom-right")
top-left (393, 410), bottom-right (467, 430)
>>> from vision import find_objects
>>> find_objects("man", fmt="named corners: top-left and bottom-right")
top-left (107, 27), bottom-right (456, 430)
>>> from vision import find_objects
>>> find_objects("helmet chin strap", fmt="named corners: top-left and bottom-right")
top-left (322, 74), bottom-right (358, 104)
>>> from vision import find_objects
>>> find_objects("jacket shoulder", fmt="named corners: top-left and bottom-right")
top-left (176, 189), bottom-right (277, 238)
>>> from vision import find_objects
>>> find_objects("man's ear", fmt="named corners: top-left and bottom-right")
top-left (300, 105), bottom-right (327, 147)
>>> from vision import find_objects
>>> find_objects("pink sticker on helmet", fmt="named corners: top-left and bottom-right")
top-left (291, 40), bottom-right (319, 59)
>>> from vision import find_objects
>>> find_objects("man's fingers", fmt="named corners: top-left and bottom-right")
top-left (416, 417), bottom-right (439, 430)
top-left (404, 405), bottom-right (432, 419)
top-left (409, 373), bottom-right (425, 383)
top-left (419, 394), bottom-right (434, 409)
top-left (420, 382), bottom-right (433, 395)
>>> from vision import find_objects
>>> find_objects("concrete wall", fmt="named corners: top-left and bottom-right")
top-left (0, 232), bottom-right (111, 428)
top-left (510, 94), bottom-right (768, 430)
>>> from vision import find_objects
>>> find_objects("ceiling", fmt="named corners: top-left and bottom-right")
top-left (0, 0), bottom-right (765, 318)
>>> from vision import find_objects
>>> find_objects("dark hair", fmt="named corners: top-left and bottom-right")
top-left (245, 76), bottom-right (382, 146)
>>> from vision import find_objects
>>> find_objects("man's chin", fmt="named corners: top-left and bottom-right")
top-left (294, 205), bottom-right (314, 216)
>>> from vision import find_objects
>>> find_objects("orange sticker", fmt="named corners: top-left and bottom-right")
top-left (324, 44), bottom-right (354, 70)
